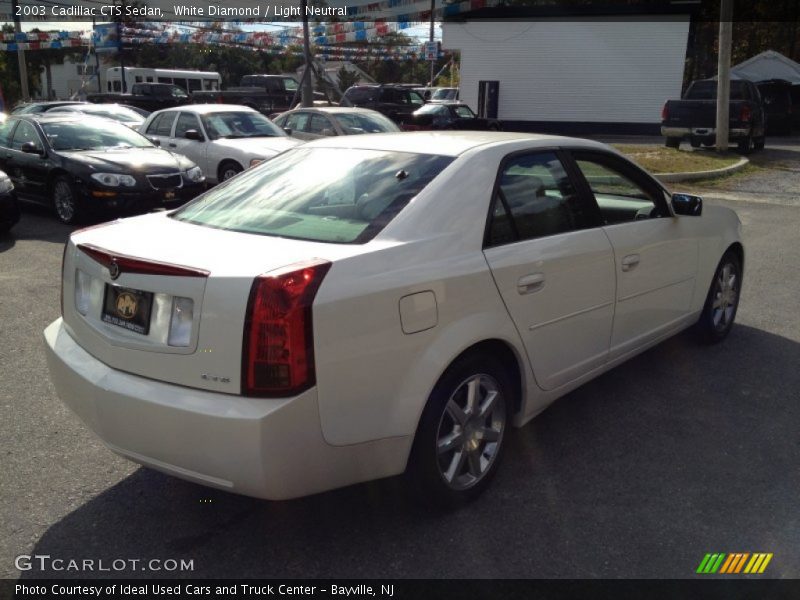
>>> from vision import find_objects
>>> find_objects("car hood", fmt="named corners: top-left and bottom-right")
top-left (212, 136), bottom-right (300, 156)
top-left (60, 147), bottom-right (193, 173)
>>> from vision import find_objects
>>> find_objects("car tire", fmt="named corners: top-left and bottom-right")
top-left (407, 352), bottom-right (512, 508)
top-left (737, 134), bottom-right (754, 155)
top-left (51, 175), bottom-right (82, 225)
top-left (695, 250), bottom-right (742, 344)
top-left (690, 137), bottom-right (701, 148)
top-left (754, 136), bottom-right (766, 151)
top-left (218, 161), bottom-right (243, 182)
top-left (665, 137), bottom-right (681, 149)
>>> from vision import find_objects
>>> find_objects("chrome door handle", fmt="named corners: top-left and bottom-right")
top-left (621, 254), bottom-right (641, 272)
top-left (517, 273), bottom-right (545, 294)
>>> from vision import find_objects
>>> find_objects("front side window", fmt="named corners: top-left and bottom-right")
top-left (172, 148), bottom-right (453, 244)
top-left (572, 152), bottom-right (666, 224)
top-left (10, 121), bottom-right (42, 151)
top-left (487, 152), bottom-right (595, 246)
top-left (147, 112), bottom-right (177, 136)
top-left (174, 112), bottom-right (201, 138)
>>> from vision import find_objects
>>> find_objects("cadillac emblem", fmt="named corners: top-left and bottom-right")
top-left (115, 292), bottom-right (138, 320)
top-left (109, 260), bottom-right (120, 280)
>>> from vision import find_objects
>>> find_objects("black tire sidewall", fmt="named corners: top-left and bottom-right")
top-left (219, 161), bottom-right (243, 182)
top-left (408, 353), bottom-right (514, 508)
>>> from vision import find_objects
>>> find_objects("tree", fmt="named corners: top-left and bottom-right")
top-left (336, 65), bottom-right (360, 91)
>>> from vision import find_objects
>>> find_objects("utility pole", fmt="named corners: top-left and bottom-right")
top-left (429, 0), bottom-right (436, 86)
top-left (300, 0), bottom-right (313, 107)
top-left (715, 0), bottom-right (733, 152)
top-left (92, 17), bottom-right (101, 93)
top-left (11, 0), bottom-right (30, 100)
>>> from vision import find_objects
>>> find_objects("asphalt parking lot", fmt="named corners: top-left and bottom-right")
top-left (1, 140), bottom-right (799, 580)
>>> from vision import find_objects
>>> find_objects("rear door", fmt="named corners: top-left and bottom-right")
top-left (483, 150), bottom-right (615, 391)
top-left (568, 150), bottom-right (698, 359)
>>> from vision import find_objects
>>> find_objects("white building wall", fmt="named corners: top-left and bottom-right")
top-left (443, 18), bottom-right (690, 123)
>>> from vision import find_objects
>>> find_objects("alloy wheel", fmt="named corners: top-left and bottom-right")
top-left (53, 180), bottom-right (75, 223)
top-left (712, 262), bottom-right (738, 331)
top-left (435, 373), bottom-right (506, 491)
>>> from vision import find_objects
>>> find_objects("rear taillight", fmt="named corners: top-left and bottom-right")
top-left (661, 101), bottom-right (669, 121)
top-left (740, 104), bottom-right (752, 122)
top-left (242, 260), bottom-right (331, 397)
top-left (60, 242), bottom-right (68, 316)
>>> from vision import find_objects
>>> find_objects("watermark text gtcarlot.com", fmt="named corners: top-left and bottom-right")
top-left (15, 554), bottom-right (194, 572)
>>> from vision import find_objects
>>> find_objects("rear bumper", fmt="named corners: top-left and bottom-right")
top-left (661, 126), bottom-right (751, 140)
top-left (43, 318), bottom-right (410, 500)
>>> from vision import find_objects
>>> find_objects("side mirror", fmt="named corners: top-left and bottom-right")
top-left (149, 137), bottom-right (161, 146)
top-left (21, 141), bottom-right (44, 156)
top-left (184, 129), bottom-right (204, 141)
top-left (282, 127), bottom-right (292, 136)
top-left (671, 193), bottom-right (703, 216)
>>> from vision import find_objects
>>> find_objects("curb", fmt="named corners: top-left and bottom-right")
top-left (654, 157), bottom-right (749, 183)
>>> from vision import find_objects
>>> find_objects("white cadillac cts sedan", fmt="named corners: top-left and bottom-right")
top-left (44, 132), bottom-right (743, 506)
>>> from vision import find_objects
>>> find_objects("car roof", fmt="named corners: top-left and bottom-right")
top-left (155, 104), bottom-right (258, 115)
top-left (284, 107), bottom-right (384, 115)
top-left (18, 113), bottom-right (113, 125)
top-left (303, 131), bottom-right (610, 157)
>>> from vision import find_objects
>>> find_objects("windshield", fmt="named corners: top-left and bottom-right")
top-left (77, 105), bottom-right (144, 124)
top-left (416, 105), bottom-right (448, 116)
top-left (201, 111), bottom-right (285, 140)
top-left (454, 106), bottom-right (475, 118)
top-left (332, 112), bottom-right (399, 134)
top-left (41, 120), bottom-right (154, 151)
top-left (432, 88), bottom-right (458, 100)
top-left (172, 148), bottom-right (453, 243)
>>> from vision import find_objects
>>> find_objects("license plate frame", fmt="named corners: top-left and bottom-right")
top-left (101, 284), bottom-right (154, 335)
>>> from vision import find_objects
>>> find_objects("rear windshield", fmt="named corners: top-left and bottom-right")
top-left (686, 80), bottom-right (748, 100)
top-left (332, 112), bottom-right (399, 134)
top-left (172, 148), bottom-right (453, 244)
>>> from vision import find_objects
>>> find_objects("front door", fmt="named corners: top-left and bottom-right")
top-left (568, 150), bottom-right (699, 359)
top-left (483, 150), bottom-right (615, 391)
top-left (171, 112), bottom-right (207, 174)
top-left (5, 120), bottom-right (49, 200)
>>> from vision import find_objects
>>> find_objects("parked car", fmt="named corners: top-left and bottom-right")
top-left (756, 79), bottom-right (793, 135)
top-left (404, 102), bottom-right (500, 131)
top-left (11, 101), bottom-right (88, 115)
top-left (140, 105), bottom-right (300, 184)
top-left (47, 103), bottom-right (146, 129)
top-left (0, 169), bottom-right (20, 233)
top-left (429, 87), bottom-right (459, 102)
top-left (88, 83), bottom-right (191, 113)
top-left (45, 131), bottom-right (744, 506)
top-left (342, 85), bottom-right (425, 124)
top-left (0, 114), bottom-right (204, 224)
top-left (192, 74), bottom-right (300, 116)
top-left (272, 107), bottom-right (399, 141)
top-left (661, 78), bottom-right (766, 153)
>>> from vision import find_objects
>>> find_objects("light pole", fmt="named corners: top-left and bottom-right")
top-left (300, 0), bottom-right (313, 107)
top-left (11, 0), bottom-right (30, 100)
top-left (429, 0), bottom-right (436, 86)
top-left (715, 0), bottom-right (733, 152)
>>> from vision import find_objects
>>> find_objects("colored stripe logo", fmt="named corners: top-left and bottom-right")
top-left (697, 553), bottom-right (773, 574)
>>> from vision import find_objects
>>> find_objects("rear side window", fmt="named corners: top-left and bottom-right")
top-left (345, 88), bottom-right (378, 103)
top-left (147, 113), bottom-right (177, 136)
top-left (172, 148), bottom-right (454, 244)
top-left (0, 119), bottom-right (15, 147)
top-left (487, 152), bottom-right (595, 246)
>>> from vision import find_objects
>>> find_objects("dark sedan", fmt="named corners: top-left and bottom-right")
top-left (0, 114), bottom-right (205, 224)
top-left (0, 169), bottom-right (20, 233)
top-left (404, 102), bottom-right (501, 132)
top-left (11, 101), bottom-right (88, 115)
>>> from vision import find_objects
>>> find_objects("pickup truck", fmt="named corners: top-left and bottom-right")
top-left (191, 75), bottom-right (300, 116)
top-left (661, 78), bottom-right (766, 153)
top-left (87, 83), bottom-right (191, 113)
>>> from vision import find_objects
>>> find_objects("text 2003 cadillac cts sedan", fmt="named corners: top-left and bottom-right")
top-left (44, 132), bottom-right (743, 506)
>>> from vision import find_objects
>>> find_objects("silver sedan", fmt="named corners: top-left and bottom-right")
top-left (140, 104), bottom-right (301, 184)
top-left (272, 107), bottom-right (400, 141)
